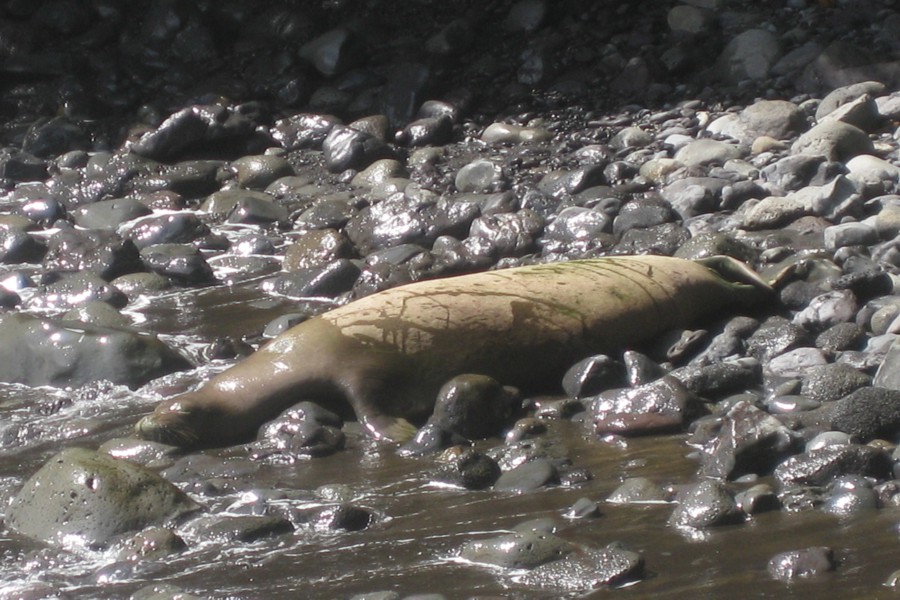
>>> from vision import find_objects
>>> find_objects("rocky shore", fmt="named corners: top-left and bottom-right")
top-left (5, 0), bottom-right (900, 598)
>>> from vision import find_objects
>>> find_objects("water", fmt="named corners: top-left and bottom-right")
top-left (1, 283), bottom-right (899, 599)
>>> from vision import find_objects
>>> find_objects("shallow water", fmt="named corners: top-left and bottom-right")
top-left (1, 284), bottom-right (900, 599)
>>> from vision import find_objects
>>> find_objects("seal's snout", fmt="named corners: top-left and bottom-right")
top-left (134, 405), bottom-right (201, 448)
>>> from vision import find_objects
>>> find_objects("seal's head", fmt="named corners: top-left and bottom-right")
top-left (134, 396), bottom-right (230, 448)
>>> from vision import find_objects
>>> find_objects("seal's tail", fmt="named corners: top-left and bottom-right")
top-left (696, 255), bottom-right (776, 308)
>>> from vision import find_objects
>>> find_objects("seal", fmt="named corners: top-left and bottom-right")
top-left (135, 255), bottom-right (773, 448)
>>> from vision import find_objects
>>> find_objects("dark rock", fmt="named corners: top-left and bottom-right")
top-left (562, 354), bottom-right (623, 399)
top-left (71, 198), bottom-right (153, 230)
top-left (815, 322), bottom-right (865, 354)
top-left (669, 358), bottom-right (761, 398)
top-left (800, 364), bottom-right (871, 403)
top-left (700, 401), bottom-right (798, 479)
top-left (829, 387), bottom-right (900, 442)
top-left (43, 228), bottom-right (143, 280)
top-left (140, 243), bottom-right (216, 285)
top-left (0, 229), bottom-right (46, 264)
top-left (668, 480), bottom-right (742, 529)
top-left (125, 213), bottom-right (210, 249)
top-left (29, 272), bottom-right (127, 310)
top-left (427, 374), bottom-right (518, 440)
top-left (0, 148), bottom-right (48, 181)
top-left (322, 126), bottom-right (392, 174)
top-left (130, 105), bottom-right (258, 162)
top-left (180, 514), bottom-right (293, 544)
top-left (267, 258), bottom-right (360, 298)
top-left (606, 477), bottom-right (668, 504)
top-left (225, 194), bottom-right (290, 225)
top-left (431, 449), bottom-right (502, 490)
top-left (746, 316), bottom-right (810, 362)
top-left (6, 448), bottom-right (198, 549)
top-left (271, 114), bottom-right (342, 150)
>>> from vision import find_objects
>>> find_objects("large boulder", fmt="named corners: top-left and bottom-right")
top-left (0, 313), bottom-right (190, 388)
top-left (6, 448), bottom-right (199, 549)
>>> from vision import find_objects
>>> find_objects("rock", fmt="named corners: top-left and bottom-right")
top-left (271, 113), bottom-right (341, 150)
top-left (71, 198), bottom-right (152, 230)
top-left (455, 159), bottom-right (505, 193)
top-left (561, 354), bottom-right (623, 399)
top-left (714, 29), bottom-right (782, 83)
top-left (230, 154), bottom-right (294, 190)
top-left (791, 121), bottom-right (875, 162)
top-left (299, 27), bottom-right (360, 76)
top-left (481, 122), bottom-right (552, 144)
top-left (817, 81), bottom-right (886, 121)
top-left (28, 272), bottom-right (127, 310)
top-left (267, 259), bottom-right (360, 298)
top-left (140, 244), bottom-right (216, 285)
top-left (179, 514), bottom-right (293, 544)
top-left (793, 290), bottom-right (858, 332)
top-left (829, 387), bottom-right (900, 442)
top-left (590, 376), bottom-right (699, 436)
top-left (774, 444), bottom-right (892, 486)
top-left (673, 139), bottom-right (741, 167)
top-left (607, 477), bottom-right (668, 504)
top-left (746, 316), bottom-right (809, 362)
top-left (322, 126), bottom-right (392, 173)
top-left (43, 228), bottom-right (143, 280)
top-left (800, 364), bottom-right (871, 403)
top-left (427, 374), bottom-right (517, 440)
top-left (494, 458), bottom-right (560, 492)
top-left (6, 448), bottom-right (198, 549)
top-left (130, 105), bottom-right (257, 162)
top-left (517, 543), bottom-right (644, 591)
top-left (431, 449), bottom-right (501, 490)
top-left (0, 312), bottom-right (189, 388)
top-left (767, 547), bottom-right (835, 581)
top-left (458, 530), bottom-right (572, 569)
top-left (845, 155), bottom-right (900, 196)
top-left (668, 480), bottom-right (742, 529)
top-left (124, 213), bottom-right (210, 249)
top-left (700, 401), bottom-right (798, 479)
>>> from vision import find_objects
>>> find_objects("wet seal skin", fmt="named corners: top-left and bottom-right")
top-left (135, 255), bottom-right (773, 448)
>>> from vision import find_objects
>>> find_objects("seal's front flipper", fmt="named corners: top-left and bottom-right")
top-left (362, 414), bottom-right (418, 443)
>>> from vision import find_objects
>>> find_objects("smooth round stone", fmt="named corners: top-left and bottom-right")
top-left (806, 431), bottom-right (852, 452)
top-left (791, 120), bottom-right (874, 162)
top-left (667, 4), bottom-right (713, 34)
top-left (714, 29), bottom-right (781, 83)
top-left (231, 155), bottom-right (294, 190)
top-left (494, 458), bottom-right (560, 492)
top-left (63, 301), bottom-right (130, 328)
top-left (821, 94), bottom-right (882, 132)
top-left (817, 81), bottom-right (886, 120)
top-left (299, 27), bottom-right (357, 76)
top-left (110, 272), bottom-right (172, 298)
top-left (668, 480), bottom-right (740, 528)
top-left (351, 159), bottom-right (406, 188)
top-left (481, 122), bottom-right (552, 144)
top-left (673, 139), bottom-right (741, 167)
top-left (822, 486), bottom-right (878, 517)
top-left (824, 222), bottom-right (878, 249)
top-left (458, 530), bottom-right (572, 569)
top-left (201, 189), bottom-right (274, 216)
top-left (283, 229), bottom-right (351, 272)
top-left (793, 290), bottom-right (858, 332)
top-left (766, 395), bottom-right (820, 414)
top-left (606, 477), bottom-right (667, 504)
top-left (455, 159), bottom-right (504, 193)
top-left (610, 126), bottom-right (653, 150)
top-left (226, 195), bottom-right (289, 225)
top-left (72, 198), bottom-right (152, 231)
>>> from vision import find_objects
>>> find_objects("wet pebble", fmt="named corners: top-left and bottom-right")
top-left (767, 547), bottom-right (835, 581)
top-left (668, 480), bottom-right (742, 529)
top-left (494, 458), bottom-right (560, 492)
top-left (458, 530), bottom-right (572, 569)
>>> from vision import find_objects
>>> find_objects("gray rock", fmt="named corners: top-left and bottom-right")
top-left (747, 316), bottom-right (809, 362)
top-left (124, 213), bottom-right (210, 249)
top-left (714, 29), bottom-right (781, 83)
top-left (431, 450), bottom-right (501, 490)
top-left (674, 139), bottom-right (741, 168)
top-left (481, 122), bottom-right (552, 144)
top-left (494, 458), bottom-right (560, 492)
top-left (845, 155), bottom-right (900, 196)
top-left (28, 272), bottom-right (127, 310)
top-left (562, 354), bottom-right (623, 399)
top-left (322, 126), bottom-right (392, 174)
top-left (43, 228), bottom-right (143, 280)
top-left (6, 448), bottom-right (199, 549)
top-left (820, 94), bottom-right (882, 132)
top-left (299, 27), bottom-right (359, 76)
top-left (824, 222), bottom-right (878, 250)
top-left (267, 259), bottom-right (360, 298)
top-left (517, 543), bottom-right (644, 591)
top-left (455, 158), bottom-right (505, 193)
top-left (458, 530), bottom-right (572, 569)
top-left (179, 514), bottom-right (293, 543)
top-left (72, 198), bottom-right (152, 230)
top-left (140, 244), bottom-right (216, 285)
top-left (791, 120), bottom-right (874, 162)
top-left (201, 189), bottom-right (275, 216)
top-left (0, 312), bottom-right (189, 388)
top-left (607, 477), bottom-right (668, 504)
top-left (816, 81), bottom-right (886, 121)
top-left (793, 290), bottom-right (858, 332)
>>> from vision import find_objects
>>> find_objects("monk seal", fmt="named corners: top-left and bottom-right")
top-left (135, 255), bottom-right (773, 448)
